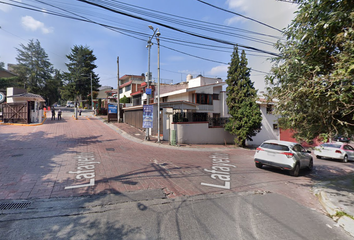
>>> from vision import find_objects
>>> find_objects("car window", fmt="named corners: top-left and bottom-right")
top-left (293, 145), bottom-right (302, 152)
top-left (344, 145), bottom-right (354, 151)
top-left (261, 143), bottom-right (289, 151)
top-left (322, 143), bottom-right (341, 148)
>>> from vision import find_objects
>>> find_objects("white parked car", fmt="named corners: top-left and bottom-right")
top-left (254, 140), bottom-right (313, 177)
top-left (314, 142), bottom-right (354, 163)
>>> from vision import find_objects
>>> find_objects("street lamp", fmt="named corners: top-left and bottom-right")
top-left (145, 25), bottom-right (159, 141)
top-left (156, 30), bottom-right (161, 143)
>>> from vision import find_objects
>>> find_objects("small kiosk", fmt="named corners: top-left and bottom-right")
top-left (1, 87), bottom-right (45, 124)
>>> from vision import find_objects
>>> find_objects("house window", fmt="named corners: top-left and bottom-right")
top-left (125, 85), bottom-right (131, 92)
top-left (196, 94), bottom-right (213, 105)
top-left (162, 97), bottom-right (168, 102)
top-left (119, 88), bottom-right (123, 94)
top-left (273, 124), bottom-right (278, 130)
top-left (213, 94), bottom-right (219, 100)
top-left (266, 104), bottom-right (273, 114)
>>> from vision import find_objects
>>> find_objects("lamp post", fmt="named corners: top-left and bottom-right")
top-left (145, 25), bottom-right (158, 141)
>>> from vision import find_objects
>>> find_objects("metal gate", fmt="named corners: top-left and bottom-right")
top-left (2, 103), bottom-right (29, 124)
top-left (124, 109), bottom-right (143, 129)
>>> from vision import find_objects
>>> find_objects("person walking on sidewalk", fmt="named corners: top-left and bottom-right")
top-left (51, 107), bottom-right (56, 120)
top-left (57, 109), bottom-right (62, 120)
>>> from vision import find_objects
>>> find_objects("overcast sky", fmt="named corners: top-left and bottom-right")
top-left (0, 0), bottom-right (298, 90)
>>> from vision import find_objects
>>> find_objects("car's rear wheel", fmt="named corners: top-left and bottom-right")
top-left (343, 155), bottom-right (348, 163)
top-left (290, 163), bottom-right (300, 177)
top-left (307, 159), bottom-right (313, 171)
top-left (255, 162), bottom-right (263, 168)
top-left (316, 155), bottom-right (321, 159)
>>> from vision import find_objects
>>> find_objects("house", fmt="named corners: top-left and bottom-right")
top-left (0, 64), bottom-right (17, 78)
top-left (246, 96), bottom-right (279, 147)
top-left (122, 74), bottom-right (235, 144)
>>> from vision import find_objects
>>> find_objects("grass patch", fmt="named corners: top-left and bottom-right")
top-left (334, 211), bottom-right (354, 220)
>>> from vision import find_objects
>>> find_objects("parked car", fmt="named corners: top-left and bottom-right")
top-left (314, 142), bottom-right (354, 163)
top-left (254, 140), bottom-right (313, 177)
top-left (333, 135), bottom-right (351, 143)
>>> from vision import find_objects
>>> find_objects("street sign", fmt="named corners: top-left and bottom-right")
top-left (143, 105), bottom-right (153, 128)
top-left (108, 104), bottom-right (117, 114)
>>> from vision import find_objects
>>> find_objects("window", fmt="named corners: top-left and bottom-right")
top-left (119, 89), bottom-right (123, 94)
top-left (266, 104), bottom-right (273, 114)
top-left (196, 94), bottom-right (213, 105)
top-left (213, 94), bottom-right (219, 100)
top-left (273, 124), bottom-right (278, 130)
top-left (162, 97), bottom-right (168, 102)
top-left (125, 85), bottom-right (131, 92)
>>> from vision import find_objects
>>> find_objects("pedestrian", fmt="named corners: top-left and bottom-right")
top-left (57, 109), bottom-right (62, 120)
top-left (51, 107), bottom-right (56, 120)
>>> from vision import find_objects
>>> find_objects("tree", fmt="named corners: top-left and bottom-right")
top-left (267, 0), bottom-right (354, 141)
top-left (42, 69), bottom-right (63, 106)
top-left (62, 45), bottom-right (100, 106)
top-left (225, 46), bottom-right (262, 147)
top-left (13, 39), bottom-right (54, 93)
top-left (120, 95), bottom-right (130, 103)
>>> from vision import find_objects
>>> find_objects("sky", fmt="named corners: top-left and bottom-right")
top-left (0, 0), bottom-right (298, 91)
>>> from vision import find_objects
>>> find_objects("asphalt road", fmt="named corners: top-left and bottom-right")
top-left (0, 109), bottom-right (353, 239)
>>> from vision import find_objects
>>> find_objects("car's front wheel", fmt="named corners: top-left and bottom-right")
top-left (343, 155), bottom-right (348, 163)
top-left (290, 163), bottom-right (300, 177)
top-left (316, 155), bottom-right (322, 159)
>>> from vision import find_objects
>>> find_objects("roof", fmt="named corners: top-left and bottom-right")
top-left (8, 92), bottom-right (45, 102)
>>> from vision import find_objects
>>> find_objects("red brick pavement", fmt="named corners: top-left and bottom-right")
top-left (0, 111), bottom-right (324, 212)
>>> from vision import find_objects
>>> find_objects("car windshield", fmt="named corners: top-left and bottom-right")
top-left (321, 143), bottom-right (341, 148)
top-left (261, 143), bottom-right (289, 151)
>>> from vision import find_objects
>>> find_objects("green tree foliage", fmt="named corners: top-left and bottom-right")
top-left (13, 39), bottom-right (54, 94)
top-left (225, 46), bottom-right (262, 147)
top-left (62, 45), bottom-right (100, 105)
top-left (267, 0), bottom-right (354, 141)
top-left (42, 69), bottom-right (63, 106)
top-left (120, 95), bottom-right (130, 103)
top-left (0, 76), bottom-right (21, 89)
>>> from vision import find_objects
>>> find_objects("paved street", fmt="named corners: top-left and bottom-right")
top-left (1, 110), bottom-right (354, 239)
top-left (0, 110), bottom-right (353, 212)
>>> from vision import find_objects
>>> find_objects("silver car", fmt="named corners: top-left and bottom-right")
top-left (314, 142), bottom-right (354, 163)
top-left (254, 140), bottom-right (313, 177)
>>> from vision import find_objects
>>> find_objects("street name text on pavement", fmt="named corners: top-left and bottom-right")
top-left (201, 153), bottom-right (234, 189)
top-left (65, 152), bottom-right (100, 189)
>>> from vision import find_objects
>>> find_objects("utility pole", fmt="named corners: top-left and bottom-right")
top-left (90, 72), bottom-right (93, 110)
top-left (156, 30), bottom-right (161, 143)
top-left (117, 56), bottom-right (120, 122)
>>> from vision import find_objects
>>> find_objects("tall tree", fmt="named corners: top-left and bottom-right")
top-left (225, 46), bottom-right (262, 147)
top-left (42, 69), bottom-right (63, 106)
top-left (267, 0), bottom-right (354, 141)
top-left (62, 45), bottom-right (100, 106)
top-left (13, 39), bottom-right (54, 93)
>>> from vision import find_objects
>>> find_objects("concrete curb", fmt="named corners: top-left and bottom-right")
top-left (317, 190), bottom-right (354, 237)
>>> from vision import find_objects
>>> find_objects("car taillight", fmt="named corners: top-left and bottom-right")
top-left (335, 150), bottom-right (342, 154)
top-left (282, 152), bottom-right (294, 158)
top-left (256, 147), bottom-right (263, 152)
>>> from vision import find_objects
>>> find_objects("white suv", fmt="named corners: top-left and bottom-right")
top-left (254, 140), bottom-right (313, 177)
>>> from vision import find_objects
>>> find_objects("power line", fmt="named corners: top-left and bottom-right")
top-left (196, 0), bottom-right (283, 33)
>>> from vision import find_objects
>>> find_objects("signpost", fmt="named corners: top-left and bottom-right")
top-left (143, 105), bottom-right (153, 129)
top-left (108, 104), bottom-right (118, 122)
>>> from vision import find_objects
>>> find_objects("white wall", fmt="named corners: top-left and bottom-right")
top-left (247, 104), bottom-right (279, 147)
top-left (175, 123), bottom-right (234, 144)
top-left (168, 92), bottom-right (189, 102)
